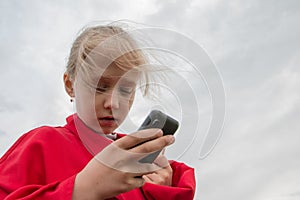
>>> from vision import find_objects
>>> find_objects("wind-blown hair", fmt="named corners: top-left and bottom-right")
top-left (65, 23), bottom-right (151, 96)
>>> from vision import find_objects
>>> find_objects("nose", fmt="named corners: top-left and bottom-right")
top-left (103, 91), bottom-right (119, 109)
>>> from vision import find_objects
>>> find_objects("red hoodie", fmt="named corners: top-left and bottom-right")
top-left (0, 114), bottom-right (195, 199)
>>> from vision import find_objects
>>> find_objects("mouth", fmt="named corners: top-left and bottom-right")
top-left (99, 116), bottom-right (115, 120)
top-left (98, 116), bottom-right (117, 127)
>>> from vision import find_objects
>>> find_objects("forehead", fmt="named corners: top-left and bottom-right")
top-left (80, 35), bottom-right (146, 86)
top-left (99, 62), bottom-right (140, 84)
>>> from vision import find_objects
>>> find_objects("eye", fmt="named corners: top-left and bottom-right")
top-left (119, 86), bottom-right (134, 95)
top-left (96, 85), bottom-right (108, 93)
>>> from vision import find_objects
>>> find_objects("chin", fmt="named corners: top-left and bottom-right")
top-left (101, 127), bottom-right (116, 135)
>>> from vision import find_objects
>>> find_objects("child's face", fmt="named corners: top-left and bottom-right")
top-left (73, 62), bottom-right (139, 134)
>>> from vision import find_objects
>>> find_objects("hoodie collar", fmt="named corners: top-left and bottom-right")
top-left (65, 114), bottom-right (115, 156)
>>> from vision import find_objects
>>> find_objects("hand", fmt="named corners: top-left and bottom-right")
top-left (72, 129), bottom-right (175, 200)
top-left (142, 153), bottom-right (173, 186)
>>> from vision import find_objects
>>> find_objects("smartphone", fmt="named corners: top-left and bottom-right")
top-left (137, 110), bottom-right (179, 163)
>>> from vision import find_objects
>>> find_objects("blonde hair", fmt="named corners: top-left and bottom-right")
top-left (65, 23), bottom-right (150, 95)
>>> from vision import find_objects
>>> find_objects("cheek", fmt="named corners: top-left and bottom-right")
top-left (75, 87), bottom-right (92, 113)
top-left (74, 94), bottom-right (101, 130)
top-left (124, 92), bottom-right (135, 109)
top-left (118, 94), bottom-right (135, 117)
top-left (94, 94), bottom-right (104, 110)
top-left (128, 94), bottom-right (135, 109)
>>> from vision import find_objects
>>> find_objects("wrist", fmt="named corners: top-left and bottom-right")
top-left (72, 172), bottom-right (104, 200)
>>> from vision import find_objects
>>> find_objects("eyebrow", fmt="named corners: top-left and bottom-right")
top-left (98, 76), bottom-right (137, 85)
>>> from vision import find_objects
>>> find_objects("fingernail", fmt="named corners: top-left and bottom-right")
top-left (167, 135), bottom-right (175, 144)
top-left (157, 129), bottom-right (163, 136)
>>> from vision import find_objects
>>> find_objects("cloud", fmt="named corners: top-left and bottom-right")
top-left (0, 1), bottom-right (300, 200)
top-left (142, 1), bottom-right (300, 200)
top-left (287, 192), bottom-right (300, 197)
top-left (0, 129), bottom-right (6, 136)
top-left (0, 95), bottom-right (22, 113)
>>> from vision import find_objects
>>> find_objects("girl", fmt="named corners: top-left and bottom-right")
top-left (0, 23), bottom-right (195, 199)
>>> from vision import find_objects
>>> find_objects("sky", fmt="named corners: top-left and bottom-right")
top-left (0, 0), bottom-right (300, 199)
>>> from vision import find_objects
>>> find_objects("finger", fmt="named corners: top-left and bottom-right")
top-left (131, 135), bottom-right (175, 154)
top-left (153, 155), bottom-right (170, 168)
top-left (134, 177), bottom-right (145, 188)
top-left (95, 143), bottom-right (163, 174)
top-left (124, 176), bottom-right (145, 192)
top-left (142, 174), bottom-right (154, 183)
top-left (114, 129), bottom-right (163, 149)
top-left (143, 173), bottom-right (163, 184)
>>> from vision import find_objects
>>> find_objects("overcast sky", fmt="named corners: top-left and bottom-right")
top-left (1, 0), bottom-right (300, 200)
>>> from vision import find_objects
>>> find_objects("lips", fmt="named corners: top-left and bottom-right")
top-left (100, 116), bottom-right (114, 120)
top-left (98, 116), bottom-right (117, 127)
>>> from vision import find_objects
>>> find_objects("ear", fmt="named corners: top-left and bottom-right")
top-left (63, 73), bottom-right (75, 98)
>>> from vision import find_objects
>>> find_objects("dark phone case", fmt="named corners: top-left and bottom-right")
top-left (138, 110), bottom-right (179, 163)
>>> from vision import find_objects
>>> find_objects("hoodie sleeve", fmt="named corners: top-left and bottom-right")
top-left (140, 161), bottom-right (196, 200)
top-left (0, 127), bottom-right (84, 200)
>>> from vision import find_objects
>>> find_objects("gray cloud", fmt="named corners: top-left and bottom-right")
top-left (0, 129), bottom-right (6, 136)
top-left (0, 95), bottom-right (22, 113)
top-left (143, 1), bottom-right (300, 200)
top-left (287, 192), bottom-right (300, 197)
top-left (0, 1), bottom-right (299, 200)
